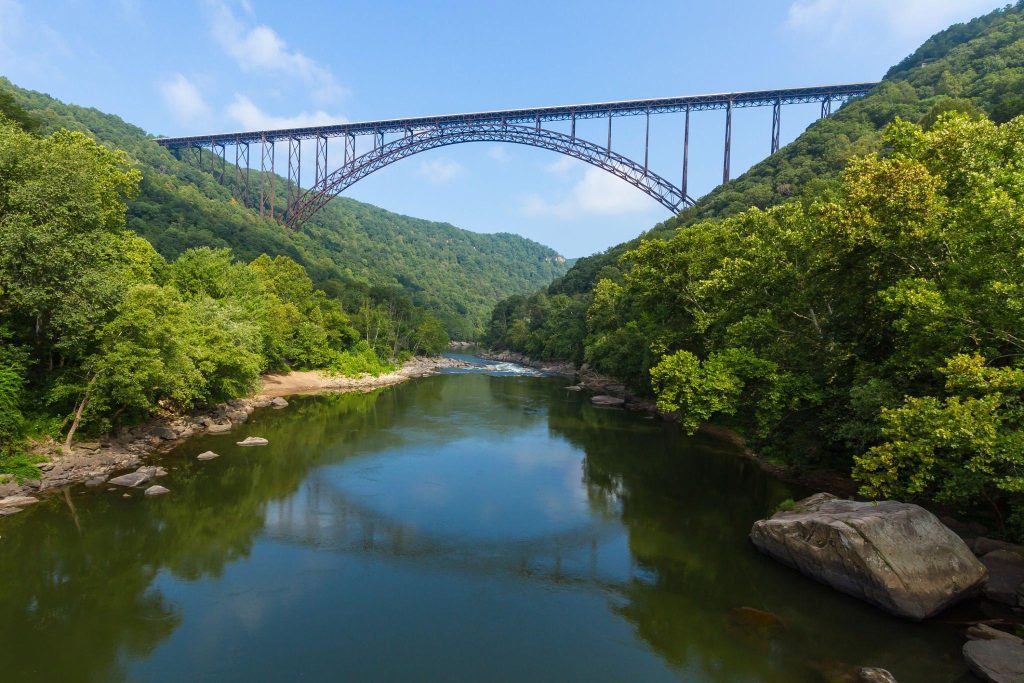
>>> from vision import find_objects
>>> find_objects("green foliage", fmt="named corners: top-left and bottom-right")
top-left (0, 78), bottom-right (569, 340)
top-left (775, 498), bottom-right (796, 513)
top-left (327, 341), bottom-right (396, 377)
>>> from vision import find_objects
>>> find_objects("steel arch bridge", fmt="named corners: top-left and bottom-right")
top-left (155, 82), bottom-right (878, 230)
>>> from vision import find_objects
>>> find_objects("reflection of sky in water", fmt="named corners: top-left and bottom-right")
top-left (314, 426), bottom-right (592, 542)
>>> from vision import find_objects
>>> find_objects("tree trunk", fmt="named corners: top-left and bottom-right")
top-left (63, 373), bottom-right (99, 455)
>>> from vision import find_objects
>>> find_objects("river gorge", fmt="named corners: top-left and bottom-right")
top-left (0, 361), bottom-right (974, 681)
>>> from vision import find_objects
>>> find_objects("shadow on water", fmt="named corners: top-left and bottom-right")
top-left (0, 373), bottom-right (971, 682)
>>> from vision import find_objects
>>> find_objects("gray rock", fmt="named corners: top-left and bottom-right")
top-left (270, 397), bottom-right (289, 408)
top-left (226, 410), bottom-right (248, 423)
top-left (207, 422), bottom-right (232, 434)
top-left (749, 493), bottom-right (987, 620)
top-left (196, 450), bottom-right (220, 461)
top-left (973, 537), bottom-right (1023, 557)
top-left (237, 436), bottom-right (268, 447)
top-left (144, 485), bottom-right (169, 497)
top-left (591, 395), bottom-right (626, 407)
top-left (0, 506), bottom-right (22, 516)
top-left (964, 639), bottom-right (1024, 683)
top-left (136, 466), bottom-right (168, 479)
top-left (564, 385), bottom-right (583, 392)
top-left (77, 442), bottom-right (102, 451)
top-left (84, 476), bottom-right (107, 487)
top-left (968, 624), bottom-right (1023, 644)
top-left (153, 426), bottom-right (178, 441)
top-left (858, 668), bottom-right (898, 683)
top-left (108, 472), bottom-right (150, 487)
top-left (0, 495), bottom-right (38, 507)
top-left (980, 550), bottom-right (1024, 605)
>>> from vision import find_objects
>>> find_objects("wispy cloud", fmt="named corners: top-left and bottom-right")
top-left (205, 0), bottom-right (346, 103)
top-left (225, 94), bottom-right (346, 130)
top-left (159, 73), bottom-right (211, 123)
top-left (488, 146), bottom-right (510, 163)
top-left (786, 0), bottom-right (1001, 46)
top-left (543, 156), bottom-right (577, 175)
top-left (417, 158), bottom-right (463, 184)
top-left (521, 166), bottom-right (659, 218)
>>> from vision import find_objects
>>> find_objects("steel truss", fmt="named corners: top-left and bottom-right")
top-left (285, 123), bottom-right (696, 230)
top-left (161, 82), bottom-right (879, 230)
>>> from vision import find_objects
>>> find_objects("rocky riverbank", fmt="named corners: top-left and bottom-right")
top-left (0, 356), bottom-right (472, 508)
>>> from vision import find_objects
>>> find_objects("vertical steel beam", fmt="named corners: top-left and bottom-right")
top-left (570, 111), bottom-right (576, 140)
top-left (682, 105), bottom-right (690, 202)
top-left (771, 99), bottom-right (781, 155)
top-left (375, 130), bottom-right (384, 149)
top-left (644, 108), bottom-right (650, 174)
top-left (535, 113), bottom-right (540, 131)
top-left (820, 95), bottom-right (832, 118)
top-left (315, 134), bottom-right (328, 187)
top-left (287, 136), bottom-right (301, 220)
top-left (259, 134), bottom-right (275, 219)
top-left (234, 139), bottom-right (250, 207)
top-left (723, 99), bottom-right (733, 184)
top-left (606, 110), bottom-right (612, 156)
top-left (345, 133), bottom-right (355, 165)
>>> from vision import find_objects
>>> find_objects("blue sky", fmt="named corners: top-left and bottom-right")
top-left (0, 0), bottom-right (1006, 257)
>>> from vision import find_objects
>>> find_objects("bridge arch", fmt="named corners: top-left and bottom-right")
top-left (285, 123), bottom-right (694, 229)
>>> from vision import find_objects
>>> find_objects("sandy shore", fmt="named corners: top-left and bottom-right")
top-left (0, 356), bottom-right (472, 506)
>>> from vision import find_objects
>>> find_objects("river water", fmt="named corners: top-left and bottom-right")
top-left (0, 363), bottom-right (971, 681)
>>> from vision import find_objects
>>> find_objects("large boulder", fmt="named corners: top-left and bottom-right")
top-left (750, 493), bottom-right (987, 620)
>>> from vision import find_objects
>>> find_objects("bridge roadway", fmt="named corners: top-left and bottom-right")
top-left (155, 83), bottom-right (877, 148)
top-left (153, 82), bottom-right (879, 228)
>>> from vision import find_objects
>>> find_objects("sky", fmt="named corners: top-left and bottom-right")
top-left (0, 0), bottom-right (1007, 257)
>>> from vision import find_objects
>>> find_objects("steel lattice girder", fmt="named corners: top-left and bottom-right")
top-left (154, 83), bottom-right (877, 149)
top-left (285, 123), bottom-right (695, 230)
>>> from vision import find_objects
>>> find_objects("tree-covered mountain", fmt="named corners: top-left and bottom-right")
top-left (0, 78), bottom-right (570, 339)
top-left (506, 2), bottom-right (1024, 302)
top-left (484, 2), bottom-right (1024, 533)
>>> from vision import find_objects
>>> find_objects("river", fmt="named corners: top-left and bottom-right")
top-left (0, 361), bottom-right (971, 681)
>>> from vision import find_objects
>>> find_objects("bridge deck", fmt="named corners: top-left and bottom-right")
top-left (154, 82), bottom-right (877, 148)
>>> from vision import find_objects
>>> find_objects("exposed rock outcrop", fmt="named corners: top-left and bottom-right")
top-left (750, 493), bottom-right (987, 619)
top-left (237, 436), bottom-right (268, 447)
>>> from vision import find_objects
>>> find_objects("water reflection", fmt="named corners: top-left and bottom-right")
top-left (0, 374), bottom-right (969, 682)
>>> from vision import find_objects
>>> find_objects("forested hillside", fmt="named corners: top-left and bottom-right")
top-left (485, 3), bottom-right (1024, 535)
top-left (510, 2), bottom-right (1024, 301)
top-left (1, 79), bottom-right (569, 339)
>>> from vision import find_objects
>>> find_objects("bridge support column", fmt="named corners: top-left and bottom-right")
top-left (682, 105), bottom-right (690, 202)
top-left (771, 99), bottom-right (781, 155)
top-left (606, 111), bottom-right (612, 156)
top-left (234, 140), bottom-right (250, 207)
top-left (287, 137), bottom-right (301, 221)
top-left (644, 108), bottom-right (650, 174)
top-left (345, 133), bottom-right (355, 166)
top-left (723, 99), bottom-right (732, 184)
top-left (570, 111), bottom-right (576, 140)
top-left (259, 134), bottom-right (274, 219)
top-left (315, 135), bottom-right (328, 187)
top-left (820, 95), bottom-right (832, 118)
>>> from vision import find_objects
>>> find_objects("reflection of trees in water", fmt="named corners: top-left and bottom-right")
top-left (547, 395), bottom-right (967, 683)
top-left (0, 377), bottom-right (966, 682)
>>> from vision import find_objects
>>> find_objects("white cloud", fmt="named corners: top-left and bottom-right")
top-left (521, 166), bottom-right (659, 219)
top-left (205, 0), bottom-right (345, 103)
top-left (159, 73), bottom-right (210, 123)
top-left (417, 158), bottom-right (463, 184)
top-left (787, 0), bottom-right (1001, 45)
top-left (543, 156), bottom-right (577, 175)
top-left (225, 94), bottom-right (346, 130)
top-left (488, 146), bottom-right (510, 163)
